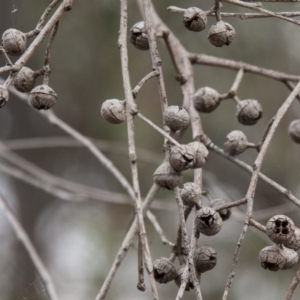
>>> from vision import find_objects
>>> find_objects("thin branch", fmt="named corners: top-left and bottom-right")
top-left (249, 218), bottom-right (266, 233)
top-left (146, 211), bottom-right (174, 247)
top-left (208, 11), bottom-right (300, 19)
top-left (36, 0), bottom-right (61, 31)
top-left (137, 112), bottom-right (182, 147)
top-left (222, 0), bottom-right (300, 26)
top-left (0, 193), bottom-right (59, 300)
top-left (203, 138), bottom-right (300, 209)
top-left (222, 81), bottom-right (300, 300)
top-left (189, 53), bottom-right (300, 82)
top-left (94, 184), bottom-right (160, 300)
top-left (132, 70), bottom-right (159, 98)
top-left (285, 265), bottom-right (300, 300)
top-left (119, 0), bottom-right (154, 292)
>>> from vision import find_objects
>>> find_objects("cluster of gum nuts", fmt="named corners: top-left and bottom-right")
top-left (0, 28), bottom-right (57, 110)
top-left (260, 215), bottom-right (300, 271)
top-left (129, 7), bottom-right (236, 49)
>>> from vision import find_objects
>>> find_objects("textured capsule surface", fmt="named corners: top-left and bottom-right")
top-left (284, 227), bottom-right (300, 251)
top-left (29, 85), bottom-right (57, 110)
top-left (169, 144), bottom-right (195, 172)
top-left (2, 28), bottom-right (27, 56)
top-left (194, 87), bottom-right (220, 113)
top-left (0, 85), bottom-right (9, 108)
top-left (14, 67), bottom-right (36, 93)
top-left (101, 99), bottom-right (126, 124)
top-left (236, 99), bottom-right (263, 125)
top-left (153, 257), bottom-right (178, 284)
top-left (208, 21), bottom-right (236, 47)
top-left (224, 130), bottom-right (248, 156)
top-left (259, 244), bottom-right (298, 271)
top-left (194, 246), bottom-right (217, 273)
top-left (183, 7), bottom-right (207, 32)
top-left (164, 105), bottom-right (190, 132)
top-left (180, 182), bottom-right (201, 207)
top-left (129, 21), bottom-right (149, 50)
top-left (266, 215), bottom-right (295, 245)
top-left (210, 198), bottom-right (231, 221)
top-left (153, 161), bottom-right (182, 190)
top-left (288, 119), bottom-right (300, 144)
top-left (188, 141), bottom-right (209, 169)
top-left (195, 207), bottom-right (222, 236)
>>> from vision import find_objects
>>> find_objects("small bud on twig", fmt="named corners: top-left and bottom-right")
top-left (29, 85), bottom-right (57, 110)
top-left (194, 87), bottom-right (220, 113)
top-left (183, 7), bottom-right (207, 32)
top-left (14, 67), bottom-right (37, 93)
top-left (163, 105), bottom-right (190, 132)
top-left (207, 21), bottom-right (236, 47)
top-left (195, 207), bottom-right (222, 236)
top-left (180, 182), bottom-right (201, 207)
top-left (153, 257), bottom-right (178, 284)
top-left (129, 21), bottom-right (149, 50)
top-left (236, 99), bottom-right (263, 125)
top-left (194, 246), bottom-right (217, 273)
top-left (101, 99), bottom-right (126, 125)
top-left (2, 28), bottom-right (27, 56)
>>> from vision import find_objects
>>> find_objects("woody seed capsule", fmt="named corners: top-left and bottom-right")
top-left (194, 246), bottom-right (217, 273)
top-left (180, 182), bottom-right (201, 207)
top-left (183, 7), bottom-right (207, 32)
top-left (283, 227), bottom-right (300, 251)
top-left (236, 99), bottom-right (263, 125)
top-left (207, 21), bottom-right (236, 47)
top-left (2, 28), bottom-right (27, 56)
top-left (266, 215), bottom-right (296, 245)
top-left (164, 105), bottom-right (190, 132)
top-left (188, 141), bottom-right (209, 169)
top-left (194, 87), bottom-right (220, 113)
top-left (195, 207), bottom-right (222, 236)
top-left (169, 144), bottom-right (195, 172)
top-left (14, 67), bottom-right (36, 93)
top-left (259, 244), bottom-right (298, 271)
top-left (153, 257), bottom-right (178, 284)
top-left (101, 99), bottom-right (126, 124)
top-left (224, 130), bottom-right (248, 156)
top-left (29, 85), bottom-right (57, 110)
top-left (0, 85), bottom-right (9, 108)
top-left (153, 161), bottom-right (182, 190)
top-left (210, 198), bottom-right (231, 221)
top-left (288, 119), bottom-right (300, 144)
top-left (129, 21), bottom-right (149, 50)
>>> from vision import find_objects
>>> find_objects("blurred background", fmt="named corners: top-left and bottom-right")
top-left (0, 0), bottom-right (300, 299)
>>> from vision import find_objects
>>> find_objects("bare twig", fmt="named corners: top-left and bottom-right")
top-left (94, 184), bottom-right (160, 300)
top-left (132, 70), bottom-right (159, 98)
top-left (0, 193), bottom-right (59, 300)
top-left (285, 265), bottom-right (300, 300)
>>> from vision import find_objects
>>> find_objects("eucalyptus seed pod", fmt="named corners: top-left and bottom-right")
top-left (195, 207), bottom-right (222, 236)
top-left (2, 28), bottom-right (27, 56)
top-left (281, 247), bottom-right (298, 270)
top-left (283, 227), bottom-right (300, 251)
top-left (164, 105), bottom-right (190, 132)
top-left (101, 99), bottom-right (126, 124)
top-left (129, 21), bottom-right (149, 50)
top-left (259, 244), bottom-right (298, 271)
top-left (153, 257), bottom-right (178, 284)
top-left (288, 119), bottom-right (300, 144)
top-left (266, 215), bottom-right (295, 245)
top-left (207, 21), bottom-right (236, 47)
top-left (236, 99), bottom-right (263, 125)
top-left (194, 87), bottom-right (220, 113)
top-left (0, 85), bottom-right (9, 108)
top-left (180, 182), bottom-right (201, 207)
top-left (14, 67), bottom-right (36, 93)
top-left (153, 161), bottom-right (182, 190)
top-left (188, 141), bottom-right (209, 169)
top-left (29, 85), bottom-right (57, 110)
top-left (183, 7), bottom-right (207, 32)
top-left (194, 246), bottom-right (217, 273)
top-left (224, 130), bottom-right (248, 156)
top-left (210, 199), bottom-right (231, 221)
top-left (169, 144), bottom-right (194, 172)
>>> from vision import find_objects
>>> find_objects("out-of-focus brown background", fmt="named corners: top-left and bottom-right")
top-left (0, 0), bottom-right (300, 299)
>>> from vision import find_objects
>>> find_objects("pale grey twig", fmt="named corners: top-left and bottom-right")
top-left (0, 193), bottom-right (59, 300)
top-left (137, 112), bottom-right (182, 147)
top-left (285, 265), bottom-right (300, 300)
top-left (222, 81), bottom-right (300, 300)
top-left (94, 184), bottom-right (160, 300)
top-left (222, 0), bottom-right (300, 26)
top-left (118, 0), bottom-right (154, 292)
top-left (208, 11), bottom-right (300, 19)
top-left (132, 70), bottom-right (159, 98)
